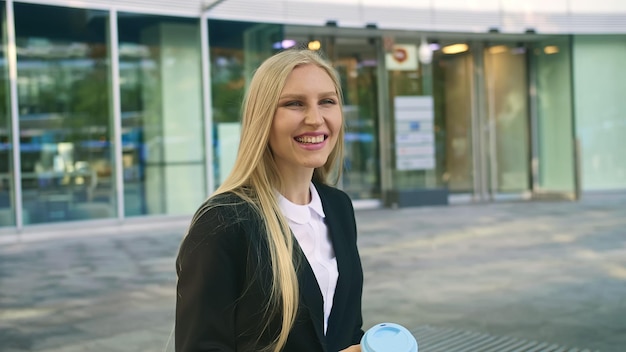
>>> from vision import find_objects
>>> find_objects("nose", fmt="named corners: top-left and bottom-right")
top-left (304, 106), bottom-right (324, 126)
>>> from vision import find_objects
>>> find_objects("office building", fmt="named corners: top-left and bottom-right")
top-left (1, 0), bottom-right (624, 231)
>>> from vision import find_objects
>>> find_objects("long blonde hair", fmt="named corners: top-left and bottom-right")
top-left (214, 49), bottom-right (343, 351)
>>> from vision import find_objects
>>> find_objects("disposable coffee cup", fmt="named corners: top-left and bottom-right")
top-left (361, 323), bottom-right (418, 352)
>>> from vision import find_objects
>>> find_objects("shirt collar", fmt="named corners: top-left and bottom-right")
top-left (308, 183), bottom-right (325, 219)
top-left (277, 183), bottom-right (325, 225)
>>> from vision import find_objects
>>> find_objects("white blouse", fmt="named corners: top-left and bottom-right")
top-left (277, 183), bottom-right (339, 335)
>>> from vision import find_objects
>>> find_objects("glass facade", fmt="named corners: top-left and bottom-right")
top-left (387, 40), bottom-right (445, 194)
top-left (209, 20), bottom-right (280, 188)
top-left (331, 37), bottom-right (381, 200)
top-left (534, 37), bottom-right (576, 195)
top-left (118, 14), bottom-right (205, 217)
top-left (0, 1), bottom-right (622, 229)
top-left (484, 43), bottom-right (531, 193)
top-left (433, 48), bottom-right (475, 194)
top-left (573, 35), bottom-right (626, 191)
top-left (15, 3), bottom-right (115, 224)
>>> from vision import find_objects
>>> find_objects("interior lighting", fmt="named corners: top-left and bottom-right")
top-left (272, 39), bottom-right (297, 50)
top-left (418, 37), bottom-right (433, 65)
top-left (281, 39), bottom-right (296, 49)
top-left (442, 43), bottom-right (469, 55)
top-left (488, 45), bottom-right (508, 54)
top-left (308, 40), bottom-right (321, 51)
top-left (544, 45), bottom-right (559, 55)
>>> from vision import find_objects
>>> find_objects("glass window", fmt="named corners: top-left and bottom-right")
top-left (388, 41), bottom-right (448, 192)
top-left (0, 1), bottom-right (14, 227)
top-left (573, 35), bottom-right (626, 191)
top-left (483, 43), bottom-right (531, 193)
top-left (327, 37), bottom-right (381, 200)
top-left (118, 13), bottom-right (205, 216)
top-left (15, 3), bottom-right (115, 224)
top-left (209, 20), bottom-right (282, 188)
top-left (433, 47), bottom-right (475, 193)
top-left (534, 37), bottom-right (576, 194)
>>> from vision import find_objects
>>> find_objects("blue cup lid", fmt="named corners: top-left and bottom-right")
top-left (361, 323), bottom-right (418, 352)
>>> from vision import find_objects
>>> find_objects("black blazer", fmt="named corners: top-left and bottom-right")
top-left (176, 182), bottom-right (364, 352)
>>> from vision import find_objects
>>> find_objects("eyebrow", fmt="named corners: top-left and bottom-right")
top-left (279, 92), bottom-right (338, 100)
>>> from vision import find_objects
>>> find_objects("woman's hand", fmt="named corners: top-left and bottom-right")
top-left (339, 345), bottom-right (361, 352)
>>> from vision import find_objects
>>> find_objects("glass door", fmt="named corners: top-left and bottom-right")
top-left (433, 48), bottom-right (476, 195)
top-left (483, 43), bottom-right (532, 198)
top-left (331, 37), bottom-right (381, 200)
top-left (531, 37), bottom-right (577, 199)
top-left (402, 37), bottom-right (575, 203)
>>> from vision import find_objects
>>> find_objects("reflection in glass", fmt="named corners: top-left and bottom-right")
top-left (388, 42), bottom-right (446, 192)
top-left (209, 20), bottom-right (281, 188)
top-left (0, 1), bottom-right (14, 227)
top-left (572, 35), bottom-right (626, 190)
top-left (535, 38), bottom-right (575, 194)
top-left (484, 45), bottom-right (531, 193)
top-left (433, 50), bottom-right (475, 193)
top-left (15, 3), bottom-right (115, 224)
top-left (333, 41), bottom-right (381, 200)
top-left (118, 14), bottom-right (205, 216)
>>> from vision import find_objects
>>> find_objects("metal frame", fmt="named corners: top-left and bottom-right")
top-left (569, 35), bottom-right (581, 201)
top-left (200, 11), bottom-right (215, 196)
top-left (12, 0), bottom-right (199, 18)
top-left (6, 0), bottom-right (23, 231)
top-left (108, 7), bottom-right (124, 220)
top-left (484, 47), bottom-right (500, 198)
top-left (471, 42), bottom-right (490, 201)
top-left (375, 37), bottom-right (392, 205)
top-left (528, 45), bottom-right (541, 193)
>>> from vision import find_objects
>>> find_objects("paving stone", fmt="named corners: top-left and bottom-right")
top-left (1, 195), bottom-right (625, 351)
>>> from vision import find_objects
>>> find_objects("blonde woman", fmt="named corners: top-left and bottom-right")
top-left (175, 49), bottom-right (363, 352)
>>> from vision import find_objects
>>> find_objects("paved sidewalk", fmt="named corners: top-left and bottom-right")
top-left (0, 194), bottom-right (625, 351)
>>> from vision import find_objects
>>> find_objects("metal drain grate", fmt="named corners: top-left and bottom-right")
top-left (410, 325), bottom-right (600, 352)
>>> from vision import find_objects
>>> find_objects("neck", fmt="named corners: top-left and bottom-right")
top-left (278, 168), bottom-right (314, 205)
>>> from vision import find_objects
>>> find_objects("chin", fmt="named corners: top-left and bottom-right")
top-left (302, 158), bottom-right (328, 169)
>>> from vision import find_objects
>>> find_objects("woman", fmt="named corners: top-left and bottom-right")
top-left (176, 49), bottom-right (363, 352)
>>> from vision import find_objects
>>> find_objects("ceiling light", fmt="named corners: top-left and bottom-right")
top-left (544, 45), bottom-right (559, 55)
top-left (488, 45), bottom-right (508, 54)
top-left (442, 43), bottom-right (469, 55)
top-left (308, 40), bottom-right (321, 51)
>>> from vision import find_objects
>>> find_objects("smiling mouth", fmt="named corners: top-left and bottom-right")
top-left (294, 135), bottom-right (326, 144)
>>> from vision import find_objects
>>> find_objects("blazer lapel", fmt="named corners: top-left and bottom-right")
top-left (294, 240), bottom-right (327, 350)
top-left (292, 183), bottom-right (354, 351)
top-left (316, 187), bottom-right (351, 339)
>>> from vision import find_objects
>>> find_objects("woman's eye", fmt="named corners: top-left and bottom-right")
top-left (284, 101), bottom-right (303, 107)
top-left (321, 99), bottom-right (336, 105)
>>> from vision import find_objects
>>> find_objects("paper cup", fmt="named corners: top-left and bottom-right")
top-left (361, 323), bottom-right (418, 352)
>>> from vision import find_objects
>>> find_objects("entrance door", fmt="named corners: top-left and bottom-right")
top-left (434, 41), bottom-right (533, 201)
top-left (418, 38), bottom-right (575, 203)
top-left (483, 44), bottom-right (532, 198)
top-left (531, 38), bottom-right (577, 199)
top-left (331, 37), bottom-right (381, 200)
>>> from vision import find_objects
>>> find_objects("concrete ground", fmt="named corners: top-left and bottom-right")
top-left (0, 193), bottom-right (624, 352)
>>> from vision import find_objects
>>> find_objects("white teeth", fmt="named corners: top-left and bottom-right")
top-left (295, 135), bottom-right (325, 144)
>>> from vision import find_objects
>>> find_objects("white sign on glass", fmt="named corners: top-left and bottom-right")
top-left (394, 96), bottom-right (435, 171)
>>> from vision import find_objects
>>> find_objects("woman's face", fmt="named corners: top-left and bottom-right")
top-left (269, 64), bottom-right (342, 177)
